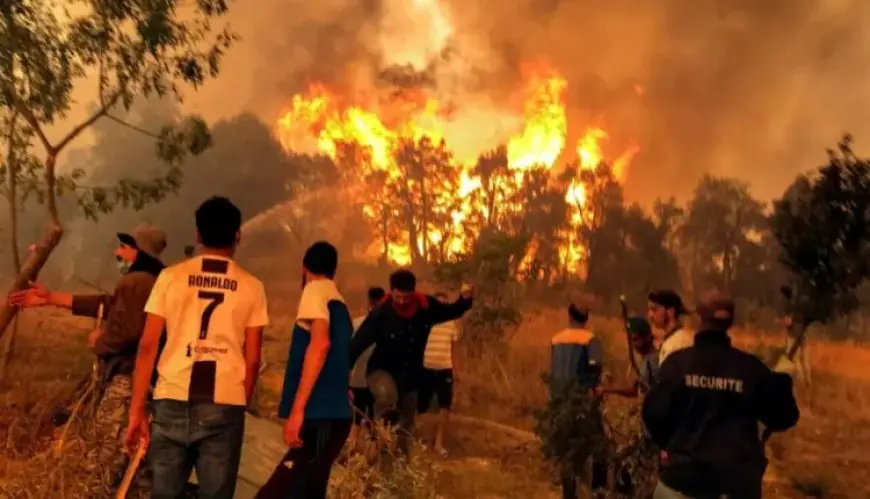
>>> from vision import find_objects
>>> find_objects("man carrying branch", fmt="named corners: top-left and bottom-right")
top-left (8, 224), bottom-right (167, 494)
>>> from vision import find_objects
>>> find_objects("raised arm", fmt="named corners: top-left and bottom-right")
top-left (426, 293), bottom-right (473, 325)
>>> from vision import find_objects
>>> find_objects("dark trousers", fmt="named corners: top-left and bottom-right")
top-left (149, 400), bottom-right (246, 499)
top-left (395, 391), bottom-right (418, 457)
top-left (561, 460), bottom-right (609, 498)
top-left (256, 419), bottom-right (352, 499)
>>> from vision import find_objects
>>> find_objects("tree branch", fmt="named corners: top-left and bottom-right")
top-left (11, 99), bottom-right (52, 153)
top-left (54, 91), bottom-right (123, 153)
top-left (105, 113), bottom-right (161, 139)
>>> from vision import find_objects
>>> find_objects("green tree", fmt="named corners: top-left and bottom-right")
top-left (0, 0), bottom-right (235, 338)
top-left (679, 174), bottom-right (767, 295)
top-left (66, 108), bottom-right (317, 275)
top-left (772, 135), bottom-right (870, 328)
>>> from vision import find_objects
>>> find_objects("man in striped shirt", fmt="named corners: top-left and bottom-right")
top-left (417, 292), bottom-right (460, 458)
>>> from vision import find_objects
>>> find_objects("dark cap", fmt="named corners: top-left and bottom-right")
top-left (627, 316), bottom-right (652, 336)
top-left (117, 224), bottom-right (167, 258)
top-left (696, 290), bottom-right (735, 329)
top-left (648, 289), bottom-right (688, 316)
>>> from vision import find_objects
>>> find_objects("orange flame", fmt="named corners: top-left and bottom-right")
top-left (276, 67), bottom-right (639, 270)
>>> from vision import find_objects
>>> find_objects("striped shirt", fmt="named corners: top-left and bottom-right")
top-left (423, 321), bottom-right (459, 370)
top-left (349, 316), bottom-right (374, 388)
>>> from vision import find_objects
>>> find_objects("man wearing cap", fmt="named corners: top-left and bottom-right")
top-left (647, 289), bottom-right (694, 366)
top-left (8, 223), bottom-right (167, 493)
top-left (642, 290), bottom-right (800, 499)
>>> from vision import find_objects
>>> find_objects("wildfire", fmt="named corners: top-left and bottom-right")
top-left (275, 65), bottom-right (639, 273)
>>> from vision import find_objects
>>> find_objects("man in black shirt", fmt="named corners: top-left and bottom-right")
top-left (642, 290), bottom-right (799, 499)
top-left (349, 269), bottom-right (473, 457)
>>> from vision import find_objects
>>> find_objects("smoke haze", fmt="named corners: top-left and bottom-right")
top-left (62, 0), bottom-right (870, 206)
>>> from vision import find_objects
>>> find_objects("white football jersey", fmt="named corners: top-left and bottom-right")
top-left (145, 255), bottom-right (269, 406)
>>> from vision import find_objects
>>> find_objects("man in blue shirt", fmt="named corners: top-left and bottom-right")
top-left (549, 304), bottom-right (607, 498)
top-left (256, 241), bottom-right (353, 499)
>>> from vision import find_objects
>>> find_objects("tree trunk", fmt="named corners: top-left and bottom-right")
top-left (0, 113), bottom-right (22, 378)
top-left (0, 224), bottom-right (63, 341)
top-left (0, 152), bottom-right (64, 341)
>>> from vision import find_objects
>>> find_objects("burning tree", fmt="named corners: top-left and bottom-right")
top-left (0, 1), bottom-right (235, 339)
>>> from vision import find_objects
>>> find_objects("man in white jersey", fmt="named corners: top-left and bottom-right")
top-left (417, 292), bottom-right (460, 458)
top-left (648, 289), bottom-right (694, 366)
top-left (125, 196), bottom-right (269, 499)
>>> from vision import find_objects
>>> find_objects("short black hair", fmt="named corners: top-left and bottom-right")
top-left (303, 241), bottom-right (338, 278)
top-left (648, 289), bottom-right (688, 317)
top-left (568, 303), bottom-right (589, 324)
top-left (367, 286), bottom-right (386, 303)
top-left (195, 196), bottom-right (242, 249)
top-left (389, 269), bottom-right (416, 292)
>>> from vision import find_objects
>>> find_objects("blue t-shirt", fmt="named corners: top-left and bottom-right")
top-left (549, 327), bottom-right (603, 390)
top-left (278, 279), bottom-right (353, 420)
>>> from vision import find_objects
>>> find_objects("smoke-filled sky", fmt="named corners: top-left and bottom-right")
top-left (60, 0), bottom-right (870, 207)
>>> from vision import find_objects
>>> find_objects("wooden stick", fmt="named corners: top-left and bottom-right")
top-left (54, 303), bottom-right (105, 454)
top-left (116, 441), bottom-right (147, 499)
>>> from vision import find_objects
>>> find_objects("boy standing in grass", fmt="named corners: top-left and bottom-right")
top-left (126, 196), bottom-right (269, 499)
top-left (417, 292), bottom-right (461, 458)
top-left (257, 241), bottom-right (353, 499)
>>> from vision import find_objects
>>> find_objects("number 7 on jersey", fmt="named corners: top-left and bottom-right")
top-left (198, 291), bottom-right (225, 340)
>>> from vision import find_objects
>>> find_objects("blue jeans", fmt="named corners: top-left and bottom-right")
top-left (149, 399), bottom-right (246, 499)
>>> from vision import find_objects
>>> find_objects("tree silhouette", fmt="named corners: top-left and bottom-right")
top-left (772, 134), bottom-right (870, 326)
top-left (679, 174), bottom-right (767, 295)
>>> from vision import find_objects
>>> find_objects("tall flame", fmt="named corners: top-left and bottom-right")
top-left (276, 65), bottom-right (639, 270)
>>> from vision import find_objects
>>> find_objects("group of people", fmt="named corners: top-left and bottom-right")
top-left (7, 193), bottom-right (802, 499)
top-left (550, 289), bottom-right (801, 499)
top-left (8, 195), bottom-right (472, 498)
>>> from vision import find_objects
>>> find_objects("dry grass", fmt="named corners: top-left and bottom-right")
top-left (2, 303), bottom-right (870, 498)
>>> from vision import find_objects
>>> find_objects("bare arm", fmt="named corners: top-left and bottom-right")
top-left (130, 313), bottom-right (165, 417)
top-left (290, 319), bottom-right (331, 417)
top-left (244, 326), bottom-right (264, 404)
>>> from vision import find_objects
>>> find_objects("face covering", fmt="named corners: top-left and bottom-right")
top-left (117, 259), bottom-right (132, 274)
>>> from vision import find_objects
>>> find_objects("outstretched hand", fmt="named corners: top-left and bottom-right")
top-left (7, 282), bottom-right (50, 308)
